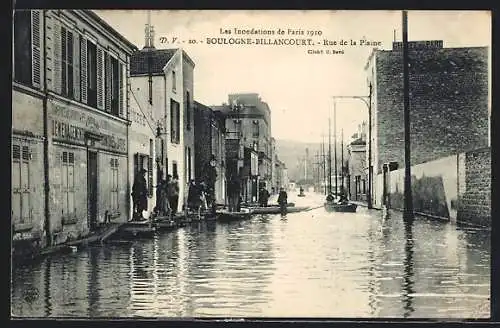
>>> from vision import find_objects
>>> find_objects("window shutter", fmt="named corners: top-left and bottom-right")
top-left (119, 62), bottom-right (124, 118)
top-left (80, 37), bottom-right (88, 104)
top-left (73, 33), bottom-right (80, 101)
top-left (147, 156), bottom-right (153, 196)
top-left (52, 18), bottom-right (62, 94)
top-left (61, 27), bottom-right (67, 95)
top-left (105, 54), bottom-right (112, 112)
top-left (31, 10), bottom-right (42, 88)
top-left (96, 47), bottom-right (104, 110)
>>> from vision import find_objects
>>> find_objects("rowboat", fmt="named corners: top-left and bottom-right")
top-left (216, 209), bottom-right (252, 222)
top-left (324, 201), bottom-right (358, 213)
top-left (250, 206), bottom-right (311, 215)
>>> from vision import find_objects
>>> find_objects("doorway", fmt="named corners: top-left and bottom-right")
top-left (87, 151), bottom-right (98, 230)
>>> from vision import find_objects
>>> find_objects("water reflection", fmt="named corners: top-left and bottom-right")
top-left (88, 249), bottom-right (99, 317)
top-left (402, 221), bottom-right (415, 318)
top-left (11, 205), bottom-right (490, 318)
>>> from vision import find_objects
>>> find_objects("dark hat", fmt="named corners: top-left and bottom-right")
top-left (140, 168), bottom-right (147, 173)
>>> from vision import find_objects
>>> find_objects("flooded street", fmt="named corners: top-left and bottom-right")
top-left (11, 193), bottom-right (490, 318)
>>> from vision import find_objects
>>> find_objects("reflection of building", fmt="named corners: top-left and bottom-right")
top-left (364, 40), bottom-right (490, 224)
top-left (12, 10), bottom-right (137, 250)
top-left (130, 24), bottom-right (196, 213)
top-left (194, 101), bottom-right (226, 204)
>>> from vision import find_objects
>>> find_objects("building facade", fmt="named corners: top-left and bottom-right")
top-left (346, 122), bottom-right (367, 201)
top-left (365, 40), bottom-right (490, 220)
top-left (215, 93), bottom-right (273, 191)
top-left (130, 45), bottom-right (195, 214)
top-left (12, 10), bottom-right (137, 250)
top-left (194, 101), bottom-right (226, 205)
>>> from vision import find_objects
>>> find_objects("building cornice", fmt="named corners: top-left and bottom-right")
top-left (73, 10), bottom-right (138, 54)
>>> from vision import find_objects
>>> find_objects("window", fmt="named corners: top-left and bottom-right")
top-left (87, 41), bottom-right (97, 107)
top-left (110, 158), bottom-right (119, 211)
top-left (186, 91), bottom-right (191, 130)
top-left (170, 99), bottom-right (180, 144)
top-left (172, 71), bottom-right (176, 92)
top-left (172, 162), bottom-right (178, 178)
top-left (105, 54), bottom-right (120, 115)
top-left (61, 151), bottom-right (76, 221)
top-left (14, 10), bottom-right (41, 87)
top-left (61, 26), bottom-right (74, 99)
top-left (362, 179), bottom-right (366, 194)
top-left (12, 143), bottom-right (32, 228)
top-left (252, 121), bottom-right (259, 137)
top-left (234, 120), bottom-right (242, 138)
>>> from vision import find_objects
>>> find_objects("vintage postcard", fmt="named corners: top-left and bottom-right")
top-left (11, 9), bottom-right (491, 319)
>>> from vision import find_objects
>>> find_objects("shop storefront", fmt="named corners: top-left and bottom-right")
top-left (47, 98), bottom-right (128, 245)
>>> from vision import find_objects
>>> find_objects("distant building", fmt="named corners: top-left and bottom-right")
top-left (194, 101), bottom-right (226, 205)
top-left (347, 122), bottom-right (367, 201)
top-left (130, 29), bottom-right (196, 213)
top-left (365, 40), bottom-right (490, 220)
top-left (214, 93), bottom-right (273, 188)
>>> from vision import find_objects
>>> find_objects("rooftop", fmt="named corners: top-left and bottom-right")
top-left (130, 48), bottom-right (195, 76)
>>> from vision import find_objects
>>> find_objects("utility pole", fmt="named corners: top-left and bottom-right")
top-left (328, 119), bottom-right (332, 194)
top-left (341, 128), bottom-right (344, 191)
top-left (322, 134), bottom-right (326, 194)
top-left (334, 100), bottom-right (338, 195)
top-left (368, 83), bottom-right (373, 209)
top-left (402, 10), bottom-right (414, 221)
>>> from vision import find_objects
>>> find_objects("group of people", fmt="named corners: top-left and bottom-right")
top-left (132, 167), bottom-right (290, 218)
top-left (187, 179), bottom-right (216, 214)
top-left (325, 185), bottom-right (349, 204)
top-left (258, 188), bottom-right (270, 207)
top-left (131, 169), bottom-right (180, 221)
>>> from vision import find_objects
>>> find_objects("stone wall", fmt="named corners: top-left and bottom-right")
top-left (457, 147), bottom-right (491, 227)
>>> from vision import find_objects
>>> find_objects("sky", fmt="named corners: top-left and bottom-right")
top-left (95, 10), bottom-right (491, 143)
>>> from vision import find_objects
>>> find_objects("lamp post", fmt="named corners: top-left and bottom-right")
top-left (332, 82), bottom-right (373, 209)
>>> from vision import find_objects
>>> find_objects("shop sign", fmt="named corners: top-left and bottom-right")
top-left (50, 102), bottom-right (127, 152)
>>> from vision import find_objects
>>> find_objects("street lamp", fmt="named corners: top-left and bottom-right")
top-left (332, 83), bottom-right (373, 209)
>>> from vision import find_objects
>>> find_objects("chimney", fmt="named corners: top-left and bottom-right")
top-left (144, 10), bottom-right (155, 50)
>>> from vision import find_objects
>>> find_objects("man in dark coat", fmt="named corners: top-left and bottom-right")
top-left (228, 175), bottom-right (241, 212)
top-left (277, 187), bottom-right (288, 216)
top-left (132, 168), bottom-right (148, 220)
top-left (168, 174), bottom-right (180, 215)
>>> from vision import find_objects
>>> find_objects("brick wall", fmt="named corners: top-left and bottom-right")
top-left (457, 147), bottom-right (491, 227)
top-left (374, 46), bottom-right (489, 174)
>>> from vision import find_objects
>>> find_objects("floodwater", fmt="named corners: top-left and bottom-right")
top-left (11, 193), bottom-right (490, 318)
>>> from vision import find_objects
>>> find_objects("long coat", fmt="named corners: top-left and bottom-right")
top-left (132, 175), bottom-right (148, 211)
